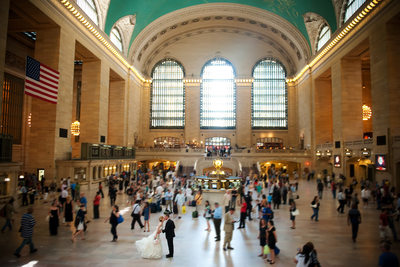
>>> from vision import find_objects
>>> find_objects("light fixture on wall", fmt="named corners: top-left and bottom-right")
top-left (326, 150), bottom-right (332, 157)
top-left (362, 105), bottom-right (372, 121)
top-left (71, 121), bottom-right (80, 136)
top-left (316, 150), bottom-right (322, 157)
top-left (344, 148), bottom-right (352, 157)
top-left (27, 113), bottom-right (32, 127)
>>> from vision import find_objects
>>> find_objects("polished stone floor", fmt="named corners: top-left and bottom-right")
top-left (0, 180), bottom-right (399, 267)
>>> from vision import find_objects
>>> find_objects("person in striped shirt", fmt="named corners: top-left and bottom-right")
top-left (14, 207), bottom-right (37, 258)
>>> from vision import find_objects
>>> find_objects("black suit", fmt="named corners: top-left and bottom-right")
top-left (163, 219), bottom-right (175, 256)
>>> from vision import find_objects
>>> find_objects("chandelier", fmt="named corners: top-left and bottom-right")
top-left (362, 105), bottom-right (372, 121)
top-left (71, 120), bottom-right (80, 136)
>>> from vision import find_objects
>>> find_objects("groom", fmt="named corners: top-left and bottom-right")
top-left (162, 210), bottom-right (175, 258)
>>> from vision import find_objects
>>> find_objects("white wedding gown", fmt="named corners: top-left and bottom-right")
top-left (135, 223), bottom-right (163, 259)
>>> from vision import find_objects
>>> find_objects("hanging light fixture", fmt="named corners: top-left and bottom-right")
top-left (71, 120), bottom-right (80, 136)
top-left (362, 105), bottom-right (372, 120)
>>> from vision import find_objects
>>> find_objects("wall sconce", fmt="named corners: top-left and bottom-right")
top-left (361, 147), bottom-right (371, 157)
top-left (71, 121), bottom-right (80, 136)
top-left (326, 150), bottom-right (332, 156)
top-left (315, 150), bottom-right (322, 157)
top-left (362, 105), bottom-right (372, 121)
top-left (345, 148), bottom-right (352, 157)
top-left (19, 175), bottom-right (24, 179)
top-left (4, 177), bottom-right (10, 182)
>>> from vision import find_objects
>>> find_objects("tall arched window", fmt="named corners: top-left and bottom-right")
top-left (110, 27), bottom-right (123, 51)
top-left (76, 0), bottom-right (99, 25)
top-left (344, 0), bottom-right (366, 23)
top-left (316, 25), bottom-right (331, 51)
top-left (150, 59), bottom-right (185, 128)
top-left (201, 58), bottom-right (236, 129)
top-left (252, 59), bottom-right (287, 129)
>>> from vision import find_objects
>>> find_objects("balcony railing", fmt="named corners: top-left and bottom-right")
top-left (81, 143), bottom-right (135, 160)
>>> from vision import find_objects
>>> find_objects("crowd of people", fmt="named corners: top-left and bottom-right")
top-left (1, 167), bottom-right (399, 266)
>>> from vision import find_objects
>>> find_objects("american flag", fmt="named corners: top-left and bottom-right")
top-left (25, 56), bottom-right (59, 104)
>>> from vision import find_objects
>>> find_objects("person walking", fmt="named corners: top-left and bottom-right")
top-left (294, 243), bottom-right (313, 267)
top-left (1, 197), bottom-right (15, 233)
top-left (317, 180), bottom-right (324, 199)
top-left (105, 205), bottom-right (120, 242)
top-left (245, 191), bottom-right (253, 220)
top-left (212, 202), bottom-right (222, 241)
top-left (310, 196), bottom-right (320, 222)
top-left (337, 189), bottom-right (345, 214)
top-left (14, 207), bottom-right (37, 258)
top-left (93, 191), bottom-right (101, 219)
top-left (131, 200), bottom-right (144, 230)
top-left (379, 241), bottom-right (399, 267)
top-left (72, 204), bottom-right (87, 242)
top-left (165, 189), bottom-right (173, 212)
top-left (223, 190), bottom-right (231, 213)
top-left (49, 199), bottom-right (60, 235)
top-left (348, 203), bottom-right (361, 242)
top-left (223, 208), bottom-right (235, 251)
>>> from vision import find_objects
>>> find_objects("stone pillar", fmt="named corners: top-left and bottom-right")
top-left (108, 79), bottom-right (126, 146)
top-left (185, 82), bottom-right (200, 144)
top-left (26, 26), bottom-right (75, 179)
top-left (0, 0), bottom-right (10, 117)
top-left (236, 82), bottom-right (251, 147)
top-left (287, 83), bottom-right (299, 148)
top-left (126, 75), bottom-right (142, 147)
top-left (80, 60), bottom-right (109, 144)
top-left (314, 77), bottom-right (333, 144)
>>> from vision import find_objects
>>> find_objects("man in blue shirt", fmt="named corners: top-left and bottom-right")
top-left (80, 193), bottom-right (87, 210)
top-left (213, 202), bottom-right (223, 241)
top-left (379, 241), bottom-right (399, 267)
top-left (165, 189), bottom-right (173, 212)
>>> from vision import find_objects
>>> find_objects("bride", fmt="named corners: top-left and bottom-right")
top-left (135, 216), bottom-right (164, 259)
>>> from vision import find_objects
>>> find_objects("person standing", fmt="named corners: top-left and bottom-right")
top-left (212, 202), bottom-right (222, 241)
top-left (79, 193), bottom-right (87, 210)
top-left (223, 190), bottom-right (231, 213)
top-left (14, 207), bottom-right (37, 258)
top-left (238, 201), bottom-right (247, 229)
top-left (258, 218), bottom-right (267, 258)
top-left (272, 186), bottom-right (281, 210)
top-left (175, 189), bottom-right (185, 219)
top-left (331, 181), bottom-right (337, 199)
top-left (99, 182), bottom-right (104, 198)
top-left (379, 241), bottom-right (399, 267)
top-left (105, 205), bottom-right (120, 242)
top-left (1, 198), bottom-right (15, 233)
top-left (310, 196), bottom-right (320, 222)
top-left (165, 189), bottom-right (173, 212)
top-left (70, 182), bottom-right (76, 201)
top-left (245, 191), bottom-right (253, 220)
top-left (142, 202), bottom-right (151, 232)
top-left (290, 201), bottom-right (297, 229)
top-left (131, 200), bottom-right (144, 230)
top-left (266, 220), bottom-right (277, 264)
top-left (93, 192), bottom-right (101, 219)
top-left (204, 200), bottom-right (212, 231)
top-left (162, 211), bottom-right (175, 258)
top-left (347, 203), bottom-right (361, 242)
top-left (64, 196), bottom-right (74, 226)
top-left (49, 199), bottom-right (60, 235)
top-left (21, 185), bottom-right (28, 206)
top-left (317, 180), bottom-right (324, 199)
top-left (223, 208), bottom-right (235, 251)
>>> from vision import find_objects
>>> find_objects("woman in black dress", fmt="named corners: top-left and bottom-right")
top-left (266, 220), bottom-right (277, 264)
top-left (258, 218), bottom-right (268, 258)
top-left (105, 205), bottom-right (120, 242)
top-left (64, 196), bottom-right (73, 226)
top-left (49, 199), bottom-right (60, 235)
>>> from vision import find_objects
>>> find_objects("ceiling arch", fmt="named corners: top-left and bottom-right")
top-left (105, 0), bottom-right (337, 47)
top-left (129, 4), bottom-right (311, 77)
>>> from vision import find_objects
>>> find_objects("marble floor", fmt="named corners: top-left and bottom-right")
top-left (0, 180), bottom-right (399, 267)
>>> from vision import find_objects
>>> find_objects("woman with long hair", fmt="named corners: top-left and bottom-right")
top-left (142, 202), bottom-right (150, 232)
top-left (310, 196), bottom-right (320, 222)
top-left (294, 243), bottom-right (313, 266)
top-left (49, 199), bottom-right (60, 235)
top-left (258, 218), bottom-right (268, 258)
top-left (64, 196), bottom-right (74, 226)
top-left (72, 204), bottom-right (86, 242)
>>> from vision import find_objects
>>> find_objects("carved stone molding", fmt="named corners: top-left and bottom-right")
top-left (303, 12), bottom-right (330, 54)
top-left (112, 15), bottom-right (136, 56)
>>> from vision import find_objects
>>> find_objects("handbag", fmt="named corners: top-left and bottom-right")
top-left (291, 209), bottom-right (300, 216)
top-left (46, 215), bottom-right (50, 222)
top-left (182, 205), bottom-right (186, 214)
top-left (117, 214), bottom-right (124, 224)
top-left (77, 222), bottom-right (84, 231)
top-left (263, 245), bottom-right (270, 255)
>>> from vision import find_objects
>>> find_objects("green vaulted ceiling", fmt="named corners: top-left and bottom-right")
top-left (104, 0), bottom-right (338, 48)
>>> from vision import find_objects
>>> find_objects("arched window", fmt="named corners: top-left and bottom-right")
top-left (200, 58), bottom-right (236, 129)
top-left (344, 0), bottom-right (366, 23)
top-left (76, 0), bottom-right (99, 25)
top-left (316, 25), bottom-right (331, 51)
top-left (150, 59), bottom-right (185, 128)
top-left (110, 27), bottom-right (123, 51)
top-left (252, 59), bottom-right (287, 129)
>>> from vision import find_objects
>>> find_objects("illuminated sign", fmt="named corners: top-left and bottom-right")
top-left (375, 155), bottom-right (386, 171)
top-left (334, 155), bottom-right (341, 167)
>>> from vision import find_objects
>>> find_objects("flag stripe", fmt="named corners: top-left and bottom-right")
top-left (24, 56), bottom-right (59, 104)
top-left (25, 90), bottom-right (57, 104)
top-left (26, 78), bottom-right (58, 94)
top-left (25, 83), bottom-right (58, 98)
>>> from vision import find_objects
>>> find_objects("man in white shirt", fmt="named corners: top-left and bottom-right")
top-left (131, 200), bottom-right (144, 230)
